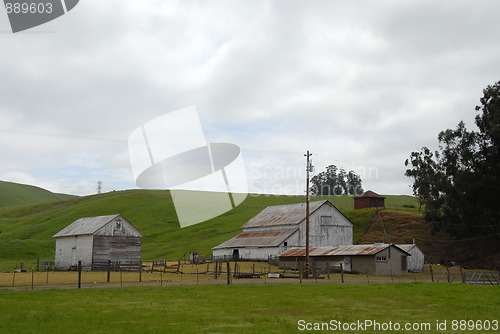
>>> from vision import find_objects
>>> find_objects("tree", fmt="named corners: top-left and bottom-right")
top-left (310, 164), bottom-right (363, 196)
top-left (405, 81), bottom-right (500, 237)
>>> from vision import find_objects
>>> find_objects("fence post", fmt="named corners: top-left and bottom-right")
top-left (77, 261), bottom-right (82, 289)
top-left (226, 262), bottom-right (231, 285)
top-left (107, 260), bottom-right (111, 283)
top-left (12, 271), bottom-right (16, 287)
top-left (429, 265), bottom-right (435, 282)
top-left (340, 263), bottom-right (344, 283)
top-left (364, 266), bottom-right (370, 283)
top-left (446, 267), bottom-right (450, 283)
top-left (139, 261), bottom-right (142, 282)
top-left (299, 261), bottom-right (303, 284)
top-left (31, 269), bottom-right (34, 290)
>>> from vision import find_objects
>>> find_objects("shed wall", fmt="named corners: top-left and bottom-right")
top-left (55, 235), bottom-right (94, 270)
top-left (94, 217), bottom-right (141, 237)
top-left (406, 247), bottom-right (424, 272)
top-left (298, 204), bottom-right (353, 247)
top-left (92, 235), bottom-right (141, 264)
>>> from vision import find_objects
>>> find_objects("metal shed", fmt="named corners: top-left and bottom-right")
top-left (53, 214), bottom-right (142, 271)
top-left (398, 244), bottom-right (425, 272)
top-left (212, 200), bottom-right (353, 261)
top-left (279, 244), bottom-right (410, 275)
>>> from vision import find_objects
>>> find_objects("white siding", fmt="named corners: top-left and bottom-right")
top-left (213, 246), bottom-right (288, 261)
top-left (298, 204), bottom-right (353, 247)
top-left (55, 235), bottom-right (94, 270)
top-left (94, 217), bottom-right (142, 237)
top-left (406, 246), bottom-right (424, 272)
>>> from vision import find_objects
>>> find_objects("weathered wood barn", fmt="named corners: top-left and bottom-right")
top-left (212, 200), bottom-right (353, 261)
top-left (279, 244), bottom-right (410, 275)
top-left (53, 214), bottom-right (142, 271)
top-left (354, 190), bottom-right (386, 209)
top-left (398, 244), bottom-right (424, 272)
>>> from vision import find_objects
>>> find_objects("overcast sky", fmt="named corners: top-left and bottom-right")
top-left (1, 0), bottom-right (500, 197)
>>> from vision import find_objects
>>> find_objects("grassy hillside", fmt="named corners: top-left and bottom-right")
top-left (0, 180), bottom-right (76, 208)
top-left (0, 185), bottom-right (421, 270)
top-left (359, 210), bottom-right (500, 270)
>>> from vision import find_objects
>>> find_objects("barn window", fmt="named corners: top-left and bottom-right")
top-left (320, 216), bottom-right (333, 225)
top-left (376, 256), bottom-right (387, 263)
top-left (284, 241), bottom-right (288, 247)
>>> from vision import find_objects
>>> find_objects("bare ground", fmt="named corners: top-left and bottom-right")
top-left (358, 209), bottom-right (500, 270)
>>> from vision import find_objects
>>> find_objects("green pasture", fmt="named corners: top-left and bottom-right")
top-left (0, 283), bottom-right (498, 333)
top-left (0, 181), bottom-right (421, 271)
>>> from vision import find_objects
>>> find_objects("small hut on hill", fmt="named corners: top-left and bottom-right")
top-left (354, 190), bottom-right (386, 209)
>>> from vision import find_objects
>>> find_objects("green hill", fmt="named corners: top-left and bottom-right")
top-left (0, 181), bottom-right (76, 208)
top-left (0, 184), bottom-right (421, 271)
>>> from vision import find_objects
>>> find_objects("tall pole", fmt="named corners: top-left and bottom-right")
top-left (305, 150), bottom-right (312, 278)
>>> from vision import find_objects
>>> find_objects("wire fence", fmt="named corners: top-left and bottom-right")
top-left (1, 261), bottom-right (498, 290)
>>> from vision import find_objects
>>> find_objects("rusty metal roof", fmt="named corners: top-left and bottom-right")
top-left (279, 244), bottom-right (410, 257)
top-left (242, 200), bottom-right (329, 228)
top-left (212, 229), bottom-right (298, 249)
top-left (53, 214), bottom-right (121, 237)
top-left (354, 190), bottom-right (386, 199)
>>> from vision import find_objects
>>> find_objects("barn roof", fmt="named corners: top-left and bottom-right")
top-left (212, 229), bottom-right (298, 249)
top-left (279, 244), bottom-right (410, 258)
top-left (397, 244), bottom-right (423, 253)
top-left (242, 200), bottom-right (332, 228)
top-left (52, 214), bottom-right (138, 237)
top-left (354, 190), bottom-right (386, 199)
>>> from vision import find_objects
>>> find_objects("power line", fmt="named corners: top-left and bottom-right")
top-left (0, 128), bottom-right (126, 143)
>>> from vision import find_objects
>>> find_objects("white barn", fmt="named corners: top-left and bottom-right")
top-left (212, 200), bottom-right (353, 261)
top-left (53, 214), bottom-right (142, 271)
top-left (398, 244), bottom-right (425, 272)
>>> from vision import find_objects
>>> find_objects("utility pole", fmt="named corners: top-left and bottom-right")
top-left (97, 181), bottom-right (102, 194)
top-left (304, 150), bottom-right (312, 278)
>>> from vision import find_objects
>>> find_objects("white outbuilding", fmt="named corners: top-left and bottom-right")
top-left (397, 244), bottom-right (425, 272)
top-left (53, 214), bottom-right (142, 271)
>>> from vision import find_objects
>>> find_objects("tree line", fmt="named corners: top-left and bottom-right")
top-left (310, 165), bottom-right (363, 196)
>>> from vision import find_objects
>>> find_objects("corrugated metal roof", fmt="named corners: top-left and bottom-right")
top-left (243, 200), bottom-right (328, 228)
top-left (212, 229), bottom-right (298, 249)
top-left (397, 244), bottom-right (421, 253)
top-left (53, 214), bottom-right (121, 237)
top-left (279, 244), bottom-right (409, 257)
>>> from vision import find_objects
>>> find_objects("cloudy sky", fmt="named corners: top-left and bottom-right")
top-left (1, 0), bottom-right (500, 197)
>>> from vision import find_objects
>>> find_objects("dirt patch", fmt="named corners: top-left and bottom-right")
top-left (358, 210), bottom-right (500, 270)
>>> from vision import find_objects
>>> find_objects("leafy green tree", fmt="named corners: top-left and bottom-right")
top-left (310, 164), bottom-right (363, 196)
top-left (405, 81), bottom-right (500, 237)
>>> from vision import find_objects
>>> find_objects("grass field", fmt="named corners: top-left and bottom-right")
top-left (0, 187), bottom-right (421, 271)
top-left (0, 283), bottom-right (498, 333)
